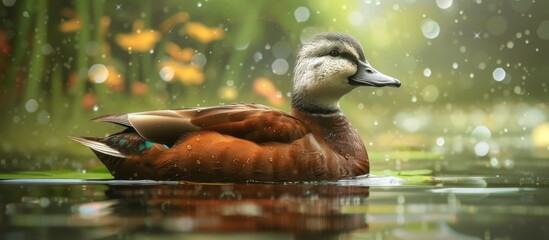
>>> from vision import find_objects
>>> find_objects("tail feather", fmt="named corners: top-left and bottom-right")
top-left (69, 136), bottom-right (126, 158)
top-left (92, 114), bottom-right (131, 127)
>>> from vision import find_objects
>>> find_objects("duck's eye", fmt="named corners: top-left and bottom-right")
top-left (329, 50), bottom-right (340, 57)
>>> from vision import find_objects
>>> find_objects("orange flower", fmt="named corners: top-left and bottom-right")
top-left (184, 22), bottom-right (223, 43)
top-left (132, 82), bottom-right (148, 95)
top-left (218, 87), bottom-right (238, 100)
top-left (0, 30), bottom-right (10, 55)
top-left (165, 42), bottom-right (195, 62)
top-left (160, 60), bottom-right (205, 86)
top-left (68, 72), bottom-right (78, 92)
top-left (159, 12), bottom-right (189, 32)
top-left (82, 93), bottom-right (96, 110)
top-left (100, 16), bottom-right (111, 37)
top-left (253, 78), bottom-right (285, 105)
top-left (59, 8), bottom-right (80, 32)
top-left (116, 31), bottom-right (160, 52)
top-left (59, 19), bottom-right (81, 32)
top-left (116, 20), bottom-right (161, 52)
top-left (105, 66), bottom-right (124, 92)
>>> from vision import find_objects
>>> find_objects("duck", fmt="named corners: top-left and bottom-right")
top-left (72, 32), bottom-right (401, 182)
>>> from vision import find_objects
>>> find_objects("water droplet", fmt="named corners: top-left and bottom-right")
top-left (25, 99), bottom-right (39, 113)
top-left (37, 110), bottom-right (50, 125)
top-left (474, 141), bottom-right (490, 157)
top-left (294, 6), bottom-right (310, 23)
top-left (159, 66), bottom-right (174, 82)
top-left (191, 52), bottom-right (207, 67)
top-left (272, 58), bottom-right (289, 75)
top-left (492, 67), bottom-right (506, 81)
top-left (436, 0), bottom-right (453, 9)
top-left (537, 20), bottom-right (549, 40)
top-left (88, 64), bottom-right (109, 83)
top-left (471, 125), bottom-right (492, 140)
top-left (268, 157), bottom-right (273, 162)
top-left (254, 52), bottom-right (263, 62)
top-left (421, 19), bottom-right (440, 39)
top-left (186, 145), bottom-right (192, 150)
top-left (452, 62), bottom-right (459, 69)
top-left (196, 160), bottom-right (201, 165)
top-left (197, 2), bottom-right (202, 7)
top-left (2, 0), bottom-right (16, 7)
top-left (423, 68), bottom-right (432, 77)
top-left (436, 137), bottom-right (445, 146)
top-left (490, 157), bottom-right (499, 168)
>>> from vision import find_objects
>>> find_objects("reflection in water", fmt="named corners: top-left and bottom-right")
top-left (1, 180), bottom-right (549, 239)
top-left (105, 184), bottom-right (370, 235)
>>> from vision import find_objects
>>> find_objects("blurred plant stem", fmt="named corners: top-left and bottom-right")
top-left (50, 64), bottom-right (64, 123)
top-left (23, 0), bottom-right (47, 101)
top-left (71, 1), bottom-right (91, 119)
top-left (92, 0), bottom-right (109, 108)
top-left (5, 0), bottom-right (32, 101)
top-left (141, 1), bottom-right (154, 90)
top-left (216, 2), bottom-right (263, 92)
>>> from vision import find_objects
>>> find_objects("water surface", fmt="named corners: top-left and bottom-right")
top-left (1, 158), bottom-right (548, 240)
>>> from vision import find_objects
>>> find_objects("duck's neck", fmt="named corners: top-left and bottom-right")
top-left (291, 107), bottom-right (368, 165)
top-left (291, 92), bottom-right (341, 115)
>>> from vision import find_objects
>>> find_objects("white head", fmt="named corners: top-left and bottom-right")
top-left (291, 32), bottom-right (400, 114)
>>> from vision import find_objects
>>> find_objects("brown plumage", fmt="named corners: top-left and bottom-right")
top-left (72, 32), bottom-right (401, 182)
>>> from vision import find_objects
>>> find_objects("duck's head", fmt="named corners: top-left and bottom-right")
top-left (292, 32), bottom-right (400, 114)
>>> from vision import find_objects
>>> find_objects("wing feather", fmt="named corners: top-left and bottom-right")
top-left (93, 103), bottom-right (310, 145)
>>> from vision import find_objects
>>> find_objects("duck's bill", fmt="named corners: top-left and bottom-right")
top-left (348, 60), bottom-right (401, 88)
